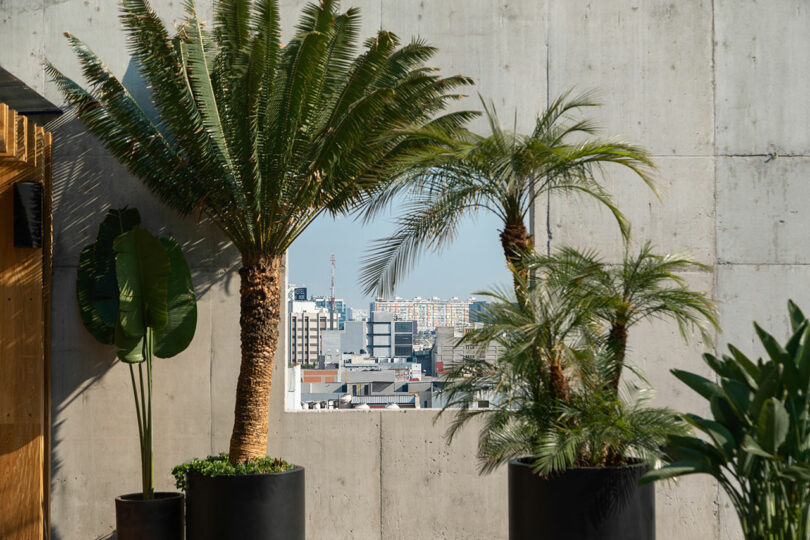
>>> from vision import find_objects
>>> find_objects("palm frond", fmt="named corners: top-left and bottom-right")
top-left (360, 92), bottom-right (656, 295)
top-left (50, 0), bottom-right (475, 258)
top-left (437, 244), bottom-right (714, 475)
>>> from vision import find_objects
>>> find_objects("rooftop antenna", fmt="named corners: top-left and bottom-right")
top-left (330, 254), bottom-right (336, 329)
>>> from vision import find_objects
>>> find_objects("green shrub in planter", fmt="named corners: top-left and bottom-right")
top-left (642, 300), bottom-right (810, 540)
top-left (438, 245), bottom-right (717, 539)
top-left (171, 453), bottom-right (294, 491)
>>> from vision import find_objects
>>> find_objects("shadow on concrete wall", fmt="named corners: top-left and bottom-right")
top-left (46, 57), bottom-right (240, 540)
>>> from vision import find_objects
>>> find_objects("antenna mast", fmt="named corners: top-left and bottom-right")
top-left (330, 254), bottom-right (336, 329)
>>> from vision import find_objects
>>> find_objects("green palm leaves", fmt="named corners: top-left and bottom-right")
top-left (642, 301), bottom-right (810, 540)
top-left (77, 208), bottom-right (197, 497)
top-left (360, 92), bottom-right (656, 297)
top-left (438, 244), bottom-right (716, 475)
top-left (47, 0), bottom-right (474, 258)
top-left (523, 243), bottom-right (718, 390)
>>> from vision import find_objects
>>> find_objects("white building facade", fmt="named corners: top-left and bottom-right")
top-left (371, 296), bottom-right (474, 332)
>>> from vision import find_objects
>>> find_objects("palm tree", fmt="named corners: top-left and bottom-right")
top-left (359, 93), bottom-right (656, 298)
top-left (360, 94), bottom-right (655, 400)
top-left (439, 266), bottom-right (689, 475)
top-left (523, 243), bottom-right (718, 393)
top-left (47, 0), bottom-right (475, 464)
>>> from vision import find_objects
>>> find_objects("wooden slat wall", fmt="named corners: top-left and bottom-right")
top-left (0, 105), bottom-right (51, 540)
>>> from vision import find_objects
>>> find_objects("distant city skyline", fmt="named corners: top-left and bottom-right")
top-left (288, 202), bottom-right (511, 309)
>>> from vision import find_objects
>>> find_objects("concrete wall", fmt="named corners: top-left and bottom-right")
top-left (1, 0), bottom-right (806, 538)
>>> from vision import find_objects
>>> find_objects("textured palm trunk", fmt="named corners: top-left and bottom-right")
top-left (229, 254), bottom-right (282, 465)
top-left (607, 322), bottom-right (628, 394)
top-left (501, 220), bottom-right (571, 402)
top-left (500, 220), bottom-right (533, 293)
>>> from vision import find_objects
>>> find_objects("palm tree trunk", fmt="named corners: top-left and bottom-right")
top-left (607, 322), bottom-right (628, 393)
top-left (229, 254), bottom-right (282, 465)
top-left (499, 220), bottom-right (533, 291)
top-left (501, 220), bottom-right (571, 402)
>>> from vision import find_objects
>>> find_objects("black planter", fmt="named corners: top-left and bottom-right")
top-left (508, 459), bottom-right (654, 540)
top-left (186, 466), bottom-right (305, 540)
top-left (115, 491), bottom-right (184, 540)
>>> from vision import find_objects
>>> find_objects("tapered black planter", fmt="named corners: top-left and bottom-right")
top-left (115, 492), bottom-right (184, 540)
top-left (508, 459), bottom-right (654, 540)
top-left (186, 466), bottom-right (305, 540)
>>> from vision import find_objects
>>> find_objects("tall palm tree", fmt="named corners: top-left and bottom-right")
top-left (47, 0), bottom-right (475, 464)
top-left (359, 93), bottom-right (656, 298)
top-left (523, 243), bottom-right (718, 393)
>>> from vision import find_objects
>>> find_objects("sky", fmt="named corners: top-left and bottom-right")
top-left (288, 202), bottom-right (512, 310)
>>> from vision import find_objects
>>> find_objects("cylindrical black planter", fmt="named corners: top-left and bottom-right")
top-left (186, 466), bottom-right (305, 540)
top-left (508, 459), bottom-right (654, 540)
top-left (115, 491), bottom-right (184, 540)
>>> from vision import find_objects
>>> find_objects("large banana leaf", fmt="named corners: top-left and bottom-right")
top-left (115, 321), bottom-right (145, 364)
top-left (76, 208), bottom-right (140, 340)
top-left (114, 226), bottom-right (171, 338)
top-left (90, 208), bottom-right (141, 326)
top-left (154, 236), bottom-right (197, 358)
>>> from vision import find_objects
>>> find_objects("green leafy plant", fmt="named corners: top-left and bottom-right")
top-left (523, 242), bottom-right (718, 394)
top-left (360, 92), bottom-right (656, 301)
top-left (642, 300), bottom-right (810, 540)
top-left (171, 453), bottom-right (294, 491)
top-left (438, 244), bottom-right (716, 475)
top-left (78, 208), bottom-right (197, 498)
top-left (49, 0), bottom-right (474, 465)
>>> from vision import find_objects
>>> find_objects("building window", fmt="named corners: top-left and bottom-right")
top-left (394, 334), bottom-right (412, 345)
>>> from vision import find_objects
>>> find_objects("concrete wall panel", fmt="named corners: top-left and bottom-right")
top-left (272, 412), bottom-right (384, 540)
top-left (551, 157), bottom-right (715, 264)
top-left (717, 157), bottom-right (810, 264)
top-left (715, 0), bottom-right (810, 155)
top-left (0, 0), bottom-right (46, 97)
top-left (548, 0), bottom-right (714, 157)
top-left (381, 0), bottom-right (548, 134)
top-left (379, 412), bottom-right (508, 540)
top-left (716, 264), bottom-right (810, 357)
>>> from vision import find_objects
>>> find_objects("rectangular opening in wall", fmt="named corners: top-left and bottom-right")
top-left (287, 201), bottom-right (508, 411)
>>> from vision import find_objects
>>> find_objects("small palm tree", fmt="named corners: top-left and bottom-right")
top-left (48, 0), bottom-right (474, 464)
top-left (359, 93), bottom-right (656, 298)
top-left (523, 243), bottom-right (718, 393)
top-left (439, 263), bottom-right (692, 475)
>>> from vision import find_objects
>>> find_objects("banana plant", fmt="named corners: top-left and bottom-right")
top-left (77, 208), bottom-right (196, 499)
top-left (641, 300), bottom-right (810, 540)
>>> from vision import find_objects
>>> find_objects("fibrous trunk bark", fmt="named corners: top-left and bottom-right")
top-left (500, 220), bottom-right (533, 292)
top-left (501, 220), bottom-right (570, 402)
top-left (229, 254), bottom-right (282, 465)
top-left (607, 322), bottom-right (628, 394)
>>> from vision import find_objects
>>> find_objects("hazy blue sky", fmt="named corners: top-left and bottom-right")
top-left (288, 203), bottom-right (512, 310)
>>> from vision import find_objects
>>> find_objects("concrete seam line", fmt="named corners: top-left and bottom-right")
top-left (711, 2), bottom-right (723, 538)
top-left (209, 271), bottom-right (214, 455)
top-left (379, 412), bottom-right (383, 540)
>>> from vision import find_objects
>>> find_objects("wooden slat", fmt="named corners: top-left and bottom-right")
top-left (41, 131), bottom-right (53, 537)
top-left (0, 104), bottom-right (12, 157)
top-left (0, 425), bottom-right (42, 540)
top-left (0, 103), bottom-right (7, 155)
top-left (14, 112), bottom-right (26, 162)
top-left (0, 103), bottom-right (50, 540)
top-left (26, 115), bottom-right (36, 165)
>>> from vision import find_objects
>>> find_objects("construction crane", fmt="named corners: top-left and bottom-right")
top-left (329, 254), bottom-right (336, 329)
